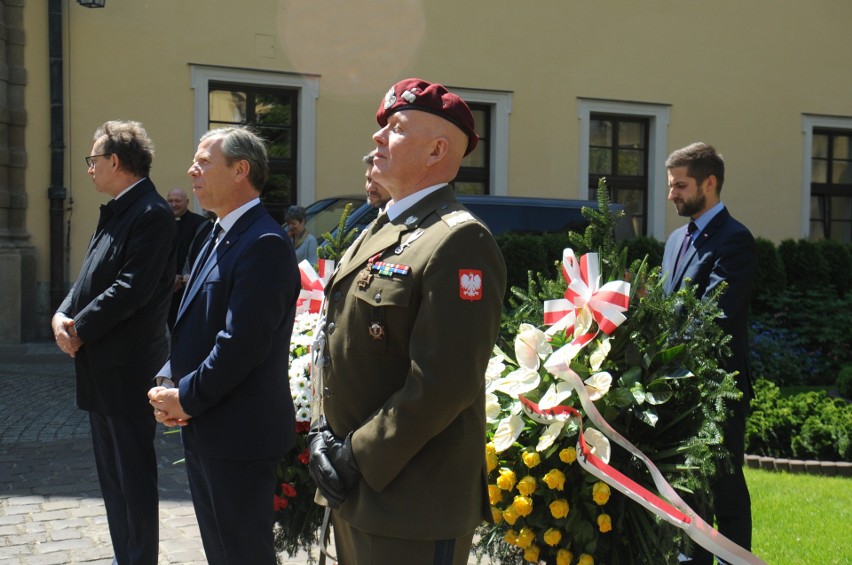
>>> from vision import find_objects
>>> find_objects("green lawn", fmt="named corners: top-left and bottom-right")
top-left (747, 467), bottom-right (851, 564)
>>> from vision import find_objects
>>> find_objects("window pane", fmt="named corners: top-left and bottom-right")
top-left (831, 161), bottom-right (852, 184)
top-left (617, 149), bottom-right (644, 176)
top-left (590, 148), bottom-right (611, 174)
top-left (453, 181), bottom-right (485, 195)
top-left (812, 134), bottom-right (829, 159)
top-left (255, 93), bottom-right (293, 126)
top-left (612, 187), bottom-right (644, 236)
top-left (809, 195), bottom-right (826, 240)
top-left (210, 90), bottom-right (246, 123)
top-left (833, 135), bottom-right (851, 160)
top-left (811, 159), bottom-right (828, 183)
top-left (463, 139), bottom-right (486, 168)
top-left (828, 195), bottom-right (852, 242)
top-left (618, 122), bottom-right (645, 149)
top-left (590, 119), bottom-right (612, 147)
top-left (261, 173), bottom-right (293, 223)
top-left (257, 126), bottom-right (293, 160)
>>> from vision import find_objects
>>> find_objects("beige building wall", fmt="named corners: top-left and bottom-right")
top-left (18, 0), bottom-right (852, 340)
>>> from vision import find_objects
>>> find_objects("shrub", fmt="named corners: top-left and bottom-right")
top-left (815, 238), bottom-right (852, 297)
top-left (837, 365), bottom-right (852, 399)
top-left (778, 239), bottom-right (830, 293)
top-left (751, 237), bottom-right (786, 316)
top-left (746, 380), bottom-right (851, 461)
top-left (749, 321), bottom-right (816, 386)
top-left (621, 235), bottom-right (664, 268)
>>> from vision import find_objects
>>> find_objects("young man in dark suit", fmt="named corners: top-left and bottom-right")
top-left (52, 120), bottom-right (176, 565)
top-left (148, 127), bottom-right (300, 564)
top-left (661, 142), bottom-right (756, 564)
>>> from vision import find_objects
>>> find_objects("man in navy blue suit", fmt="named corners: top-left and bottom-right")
top-left (148, 127), bottom-right (300, 564)
top-left (661, 142), bottom-right (756, 564)
top-left (52, 120), bottom-right (176, 565)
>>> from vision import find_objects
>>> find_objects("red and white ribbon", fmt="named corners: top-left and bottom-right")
top-left (297, 259), bottom-right (334, 314)
top-left (521, 369), bottom-right (767, 565)
top-left (543, 249), bottom-right (630, 337)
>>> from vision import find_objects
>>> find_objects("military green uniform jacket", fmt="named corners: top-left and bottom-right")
top-left (321, 184), bottom-right (507, 540)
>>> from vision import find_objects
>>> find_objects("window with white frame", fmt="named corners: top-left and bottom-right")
top-left (805, 120), bottom-right (852, 243)
top-left (190, 65), bottom-right (319, 222)
top-left (578, 99), bottom-right (670, 239)
top-left (449, 89), bottom-right (512, 197)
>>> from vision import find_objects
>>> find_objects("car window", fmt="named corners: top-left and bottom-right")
top-left (305, 197), bottom-right (363, 241)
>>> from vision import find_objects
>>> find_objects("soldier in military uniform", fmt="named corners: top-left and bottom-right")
top-left (308, 79), bottom-right (507, 565)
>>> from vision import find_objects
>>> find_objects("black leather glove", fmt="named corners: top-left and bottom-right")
top-left (323, 430), bottom-right (360, 492)
top-left (308, 420), bottom-right (346, 508)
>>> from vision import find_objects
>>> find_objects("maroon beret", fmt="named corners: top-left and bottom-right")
top-left (376, 78), bottom-right (479, 156)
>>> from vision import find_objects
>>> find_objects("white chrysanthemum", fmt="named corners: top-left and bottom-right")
top-left (295, 406), bottom-right (311, 422)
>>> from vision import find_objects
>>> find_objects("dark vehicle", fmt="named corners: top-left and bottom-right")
top-left (304, 194), bottom-right (635, 244)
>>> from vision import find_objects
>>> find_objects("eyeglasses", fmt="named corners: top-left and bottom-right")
top-left (85, 153), bottom-right (109, 168)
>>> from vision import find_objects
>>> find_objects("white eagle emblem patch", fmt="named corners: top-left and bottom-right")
top-left (458, 269), bottom-right (483, 301)
top-left (383, 87), bottom-right (397, 109)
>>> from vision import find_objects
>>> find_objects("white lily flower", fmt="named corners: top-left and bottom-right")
top-left (585, 371), bottom-right (613, 401)
top-left (493, 414), bottom-right (524, 453)
top-left (485, 392), bottom-right (502, 422)
top-left (515, 323), bottom-right (552, 370)
top-left (583, 428), bottom-right (611, 464)
top-left (538, 382), bottom-right (574, 410)
top-left (589, 337), bottom-right (611, 371)
top-left (536, 421), bottom-right (565, 452)
top-left (493, 367), bottom-right (541, 395)
top-left (573, 306), bottom-right (593, 338)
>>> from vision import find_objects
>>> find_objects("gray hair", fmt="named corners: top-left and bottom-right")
top-left (201, 127), bottom-right (269, 191)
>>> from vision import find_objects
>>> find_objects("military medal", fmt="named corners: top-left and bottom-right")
top-left (394, 228), bottom-right (424, 255)
top-left (357, 268), bottom-right (373, 289)
top-left (369, 322), bottom-right (385, 340)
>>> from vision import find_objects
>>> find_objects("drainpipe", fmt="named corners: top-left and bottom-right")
top-left (47, 0), bottom-right (66, 310)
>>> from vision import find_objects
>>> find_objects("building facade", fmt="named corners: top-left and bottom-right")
top-left (4, 0), bottom-right (851, 342)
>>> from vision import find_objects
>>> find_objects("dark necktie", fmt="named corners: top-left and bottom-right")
top-left (675, 221), bottom-right (698, 271)
top-left (192, 223), bottom-right (222, 276)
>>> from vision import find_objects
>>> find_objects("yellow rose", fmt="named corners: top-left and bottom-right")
top-left (503, 505), bottom-right (520, 525)
top-left (592, 481), bottom-right (611, 506)
top-left (517, 475), bottom-right (537, 496)
top-left (543, 527), bottom-right (562, 546)
top-left (504, 529), bottom-right (519, 546)
top-left (549, 498), bottom-right (570, 519)
top-left (491, 506), bottom-right (503, 524)
top-left (522, 451), bottom-right (542, 468)
top-left (516, 526), bottom-right (536, 549)
top-left (559, 447), bottom-right (577, 464)
top-left (486, 446), bottom-right (499, 473)
top-left (488, 484), bottom-right (503, 505)
top-left (513, 495), bottom-right (534, 517)
top-left (556, 548), bottom-right (574, 565)
top-left (496, 468), bottom-right (517, 491)
top-left (597, 513), bottom-right (612, 533)
top-left (523, 545), bottom-right (541, 563)
top-left (578, 554), bottom-right (594, 565)
top-left (543, 468), bottom-right (566, 491)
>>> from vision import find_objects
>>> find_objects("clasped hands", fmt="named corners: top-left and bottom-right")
top-left (148, 386), bottom-right (191, 427)
top-left (52, 314), bottom-right (83, 358)
top-left (308, 417), bottom-right (360, 508)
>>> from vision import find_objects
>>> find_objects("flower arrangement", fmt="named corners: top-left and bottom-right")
top-left (475, 182), bottom-right (741, 565)
top-left (273, 310), bottom-right (324, 559)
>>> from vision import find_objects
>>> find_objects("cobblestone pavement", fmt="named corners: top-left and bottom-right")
top-left (0, 343), bottom-right (488, 565)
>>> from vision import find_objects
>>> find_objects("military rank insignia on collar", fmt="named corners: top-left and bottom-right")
top-left (459, 269), bottom-right (483, 301)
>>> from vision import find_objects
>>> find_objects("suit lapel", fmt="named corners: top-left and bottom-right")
top-left (176, 204), bottom-right (265, 324)
top-left (669, 207), bottom-right (731, 290)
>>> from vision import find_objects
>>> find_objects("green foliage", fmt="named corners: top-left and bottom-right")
top-left (748, 321), bottom-right (818, 386)
top-left (746, 379), bottom-right (852, 461)
top-left (622, 236), bottom-right (664, 269)
top-left (316, 202), bottom-right (360, 262)
top-left (837, 365), bottom-right (852, 399)
top-left (751, 237), bottom-right (786, 316)
top-left (480, 179), bottom-right (739, 565)
top-left (495, 232), bottom-right (569, 292)
top-left (777, 239), bottom-right (830, 293)
top-left (815, 238), bottom-right (852, 297)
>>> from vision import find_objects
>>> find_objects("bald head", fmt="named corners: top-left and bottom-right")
top-left (166, 188), bottom-right (190, 217)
